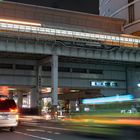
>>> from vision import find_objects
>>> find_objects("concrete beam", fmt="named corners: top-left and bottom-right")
top-left (38, 56), bottom-right (52, 65)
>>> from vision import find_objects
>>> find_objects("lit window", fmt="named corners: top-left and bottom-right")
top-left (31, 26), bottom-right (37, 31)
top-left (99, 35), bottom-right (104, 39)
top-left (106, 35), bottom-right (112, 40)
top-left (7, 23), bottom-right (13, 28)
top-left (124, 38), bottom-right (129, 42)
top-left (13, 24), bottom-right (19, 29)
top-left (90, 34), bottom-right (95, 38)
top-left (55, 29), bottom-right (61, 34)
top-left (115, 37), bottom-right (120, 41)
top-left (128, 38), bottom-right (133, 42)
top-left (94, 34), bottom-right (100, 38)
top-left (0, 23), bottom-right (7, 28)
top-left (50, 29), bottom-right (55, 34)
top-left (85, 33), bottom-right (90, 38)
top-left (39, 28), bottom-right (45, 32)
top-left (134, 39), bottom-right (139, 43)
top-left (25, 26), bottom-right (31, 31)
top-left (120, 37), bottom-right (124, 41)
top-left (67, 31), bottom-right (73, 35)
top-left (112, 36), bottom-right (116, 41)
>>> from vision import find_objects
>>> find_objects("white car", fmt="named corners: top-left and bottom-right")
top-left (0, 98), bottom-right (19, 132)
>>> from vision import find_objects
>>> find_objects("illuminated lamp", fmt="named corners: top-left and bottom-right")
top-left (137, 83), bottom-right (140, 87)
top-left (0, 19), bottom-right (41, 26)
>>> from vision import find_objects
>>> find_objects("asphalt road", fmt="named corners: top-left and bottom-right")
top-left (0, 122), bottom-right (105, 140)
top-left (1, 119), bottom-right (139, 140)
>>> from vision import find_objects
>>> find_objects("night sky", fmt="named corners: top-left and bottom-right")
top-left (6, 0), bottom-right (99, 14)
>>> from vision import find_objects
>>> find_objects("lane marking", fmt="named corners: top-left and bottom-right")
top-left (47, 131), bottom-right (52, 134)
top-left (54, 132), bottom-right (60, 135)
top-left (26, 129), bottom-right (45, 132)
top-left (15, 131), bottom-right (53, 140)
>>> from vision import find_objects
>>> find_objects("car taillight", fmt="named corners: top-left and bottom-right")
top-left (10, 108), bottom-right (18, 113)
top-left (0, 98), bottom-right (6, 101)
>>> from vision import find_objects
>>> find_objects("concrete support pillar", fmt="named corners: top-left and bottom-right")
top-left (30, 65), bottom-right (42, 114)
top-left (37, 65), bottom-right (42, 93)
top-left (51, 54), bottom-right (58, 106)
top-left (17, 93), bottom-right (23, 108)
top-left (30, 87), bottom-right (39, 108)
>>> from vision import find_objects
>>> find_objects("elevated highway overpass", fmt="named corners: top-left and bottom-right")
top-left (0, 1), bottom-right (140, 111)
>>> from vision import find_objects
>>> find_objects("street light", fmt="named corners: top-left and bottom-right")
top-left (137, 82), bottom-right (140, 87)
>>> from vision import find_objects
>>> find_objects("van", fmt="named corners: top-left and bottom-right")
top-left (0, 98), bottom-right (19, 132)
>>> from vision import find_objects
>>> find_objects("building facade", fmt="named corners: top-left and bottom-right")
top-left (99, 0), bottom-right (140, 35)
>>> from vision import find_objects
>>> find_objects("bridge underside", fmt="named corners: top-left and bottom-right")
top-left (0, 35), bottom-right (140, 64)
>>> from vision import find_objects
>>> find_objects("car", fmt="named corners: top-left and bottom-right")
top-left (0, 98), bottom-right (19, 132)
